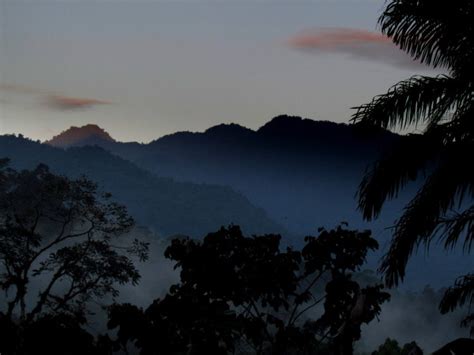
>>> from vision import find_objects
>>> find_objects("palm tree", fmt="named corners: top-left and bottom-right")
top-left (351, 0), bottom-right (474, 332)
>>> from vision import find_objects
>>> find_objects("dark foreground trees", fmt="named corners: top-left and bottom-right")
top-left (351, 0), bottom-right (474, 334)
top-left (370, 338), bottom-right (422, 355)
top-left (108, 225), bottom-right (389, 355)
top-left (0, 160), bottom-right (148, 354)
top-left (0, 160), bottom-right (390, 354)
top-left (0, 160), bottom-right (469, 353)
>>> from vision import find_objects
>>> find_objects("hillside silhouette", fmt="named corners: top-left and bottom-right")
top-left (42, 116), bottom-right (473, 288)
top-left (46, 124), bottom-right (115, 147)
top-left (47, 116), bottom-right (402, 235)
top-left (0, 135), bottom-right (282, 237)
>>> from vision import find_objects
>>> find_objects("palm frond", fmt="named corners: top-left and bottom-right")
top-left (440, 99), bottom-right (474, 143)
top-left (440, 273), bottom-right (474, 335)
top-left (380, 145), bottom-right (474, 286)
top-left (357, 133), bottom-right (440, 220)
top-left (438, 206), bottom-right (474, 252)
top-left (351, 75), bottom-right (467, 130)
top-left (380, 0), bottom-right (474, 71)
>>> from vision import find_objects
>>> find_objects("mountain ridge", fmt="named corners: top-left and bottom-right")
top-left (44, 115), bottom-right (399, 148)
top-left (6, 116), bottom-right (472, 288)
top-left (42, 115), bottom-right (402, 236)
top-left (46, 124), bottom-right (115, 148)
top-left (1, 134), bottom-right (283, 237)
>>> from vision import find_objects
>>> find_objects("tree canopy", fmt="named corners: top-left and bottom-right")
top-left (108, 225), bottom-right (389, 355)
top-left (0, 160), bottom-right (148, 354)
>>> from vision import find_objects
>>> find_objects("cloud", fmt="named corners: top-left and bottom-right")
top-left (288, 28), bottom-right (390, 49)
top-left (287, 28), bottom-right (428, 70)
top-left (0, 83), bottom-right (43, 95)
top-left (45, 95), bottom-right (110, 111)
top-left (0, 84), bottom-right (111, 111)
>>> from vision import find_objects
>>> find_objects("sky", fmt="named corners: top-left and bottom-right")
top-left (0, 0), bottom-right (436, 143)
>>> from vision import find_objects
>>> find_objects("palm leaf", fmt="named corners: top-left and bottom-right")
top-left (439, 273), bottom-right (474, 335)
top-left (438, 206), bottom-right (474, 252)
top-left (380, 0), bottom-right (474, 71)
top-left (351, 75), bottom-right (468, 130)
top-left (379, 144), bottom-right (474, 286)
top-left (357, 133), bottom-right (440, 220)
top-left (441, 100), bottom-right (474, 144)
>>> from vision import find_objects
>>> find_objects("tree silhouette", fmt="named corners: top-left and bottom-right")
top-left (371, 338), bottom-right (423, 355)
top-left (351, 0), bottom-right (474, 333)
top-left (0, 160), bottom-right (148, 353)
top-left (108, 225), bottom-right (389, 355)
top-left (432, 338), bottom-right (474, 355)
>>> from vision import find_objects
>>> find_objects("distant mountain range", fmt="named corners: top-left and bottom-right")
top-left (4, 115), bottom-right (471, 288)
top-left (0, 135), bottom-right (281, 237)
top-left (46, 115), bottom-right (404, 235)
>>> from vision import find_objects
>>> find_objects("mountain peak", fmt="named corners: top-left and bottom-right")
top-left (46, 124), bottom-right (115, 148)
top-left (257, 115), bottom-right (342, 137)
top-left (205, 123), bottom-right (253, 137)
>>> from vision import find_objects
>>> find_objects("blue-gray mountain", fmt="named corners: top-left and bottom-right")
top-left (0, 135), bottom-right (281, 237)
top-left (24, 115), bottom-right (473, 288)
top-left (48, 115), bottom-right (403, 235)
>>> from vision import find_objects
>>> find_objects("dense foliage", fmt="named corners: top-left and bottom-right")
top-left (108, 225), bottom-right (389, 354)
top-left (0, 160), bottom-right (148, 354)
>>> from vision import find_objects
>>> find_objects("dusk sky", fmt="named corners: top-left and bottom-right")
top-left (0, 0), bottom-right (436, 143)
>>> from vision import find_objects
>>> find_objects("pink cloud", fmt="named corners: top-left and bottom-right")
top-left (288, 28), bottom-right (390, 49)
top-left (287, 28), bottom-right (427, 70)
top-left (45, 95), bottom-right (110, 111)
top-left (0, 84), bottom-right (111, 111)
